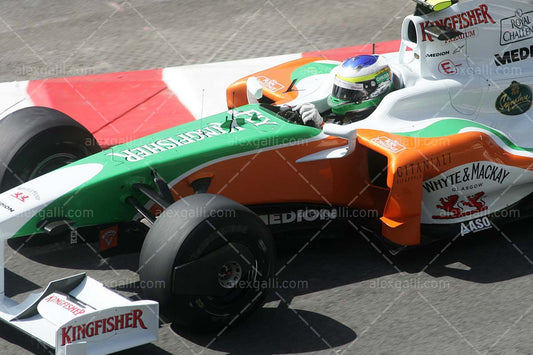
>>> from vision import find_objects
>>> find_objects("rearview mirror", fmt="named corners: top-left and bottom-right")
top-left (246, 77), bottom-right (263, 103)
top-left (323, 123), bottom-right (357, 141)
top-left (424, 25), bottom-right (463, 41)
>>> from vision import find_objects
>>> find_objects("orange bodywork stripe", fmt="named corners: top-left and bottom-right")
top-left (358, 129), bottom-right (533, 246)
top-left (169, 136), bottom-right (388, 211)
top-left (226, 57), bottom-right (325, 108)
top-left (150, 128), bottom-right (532, 248)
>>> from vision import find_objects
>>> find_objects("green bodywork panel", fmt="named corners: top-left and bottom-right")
top-left (13, 105), bottom-right (321, 238)
top-left (291, 62), bottom-right (338, 82)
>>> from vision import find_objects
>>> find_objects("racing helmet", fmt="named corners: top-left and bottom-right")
top-left (328, 55), bottom-right (393, 116)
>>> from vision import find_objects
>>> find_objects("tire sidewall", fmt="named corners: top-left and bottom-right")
top-left (0, 107), bottom-right (100, 191)
top-left (139, 194), bottom-right (275, 329)
top-left (175, 209), bottom-right (274, 313)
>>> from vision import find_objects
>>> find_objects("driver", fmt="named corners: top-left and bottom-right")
top-left (293, 55), bottom-right (394, 127)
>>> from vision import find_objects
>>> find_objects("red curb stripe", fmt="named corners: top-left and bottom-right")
top-left (27, 69), bottom-right (195, 148)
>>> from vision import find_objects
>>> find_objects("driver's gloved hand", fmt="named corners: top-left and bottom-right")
top-left (294, 103), bottom-right (323, 128)
top-left (279, 104), bottom-right (292, 114)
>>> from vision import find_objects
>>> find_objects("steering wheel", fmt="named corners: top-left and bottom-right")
top-left (278, 105), bottom-right (304, 125)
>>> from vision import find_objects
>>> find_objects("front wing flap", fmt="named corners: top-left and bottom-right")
top-left (0, 273), bottom-right (158, 355)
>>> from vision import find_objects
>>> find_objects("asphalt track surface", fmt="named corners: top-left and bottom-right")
top-left (0, 1), bottom-right (532, 354)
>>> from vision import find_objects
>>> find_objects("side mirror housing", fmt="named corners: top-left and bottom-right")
top-left (246, 77), bottom-right (263, 103)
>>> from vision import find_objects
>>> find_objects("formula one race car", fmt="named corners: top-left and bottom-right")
top-left (227, 0), bottom-right (533, 240)
top-left (0, 0), bottom-right (531, 350)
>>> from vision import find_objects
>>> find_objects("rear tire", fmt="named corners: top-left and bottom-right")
top-left (139, 193), bottom-right (275, 331)
top-left (0, 106), bottom-right (100, 192)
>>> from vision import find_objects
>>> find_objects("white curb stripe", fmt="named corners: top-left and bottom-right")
top-left (163, 54), bottom-right (301, 119)
top-left (0, 80), bottom-right (33, 119)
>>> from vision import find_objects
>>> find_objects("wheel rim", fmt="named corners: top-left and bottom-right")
top-left (29, 152), bottom-right (79, 180)
top-left (204, 258), bottom-right (261, 315)
top-left (218, 261), bottom-right (243, 288)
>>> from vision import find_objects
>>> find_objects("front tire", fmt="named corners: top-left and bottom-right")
top-left (139, 194), bottom-right (275, 331)
top-left (0, 106), bottom-right (100, 192)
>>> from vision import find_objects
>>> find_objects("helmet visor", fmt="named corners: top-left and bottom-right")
top-left (332, 78), bottom-right (379, 104)
top-left (331, 85), bottom-right (367, 103)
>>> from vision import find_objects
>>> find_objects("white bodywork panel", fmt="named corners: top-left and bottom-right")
top-left (0, 164), bottom-right (159, 354)
top-left (325, 0), bottom-right (533, 149)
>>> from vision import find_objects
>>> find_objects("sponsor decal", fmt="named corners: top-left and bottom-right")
top-left (453, 44), bottom-right (466, 54)
top-left (257, 76), bottom-right (284, 92)
top-left (423, 162), bottom-right (511, 193)
top-left (420, 4), bottom-right (495, 42)
top-left (371, 136), bottom-right (406, 153)
top-left (443, 29), bottom-right (478, 45)
top-left (15, 187), bottom-right (40, 201)
top-left (396, 153), bottom-right (453, 183)
top-left (426, 50), bottom-right (450, 58)
top-left (107, 110), bottom-right (278, 162)
top-left (376, 70), bottom-right (390, 83)
top-left (11, 192), bottom-right (29, 203)
top-left (0, 201), bottom-right (14, 213)
top-left (500, 9), bottom-right (533, 46)
top-left (43, 294), bottom-right (86, 316)
top-left (259, 208), bottom-right (375, 225)
top-left (494, 45), bottom-right (533, 66)
top-left (439, 59), bottom-right (462, 75)
top-left (61, 309), bottom-right (147, 346)
top-left (99, 225), bottom-right (118, 251)
top-left (460, 216), bottom-right (492, 236)
top-left (422, 162), bottom-right (533, 224)
top-left (495, 81), bottom-right (532, 116)
top-left (260, 208), bottom-right (338, 225)
top-left (433, 191), bottom-right (488, 220)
